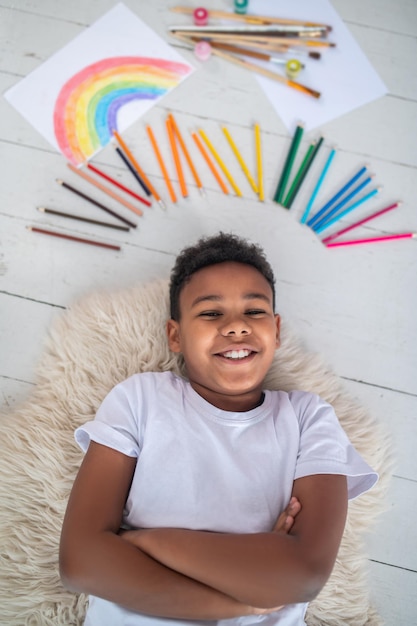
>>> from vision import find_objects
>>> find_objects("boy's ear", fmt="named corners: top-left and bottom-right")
top-left (166, 319), bottom-right (182, 353)
top-left (275, 314), bottom-right (281, 348)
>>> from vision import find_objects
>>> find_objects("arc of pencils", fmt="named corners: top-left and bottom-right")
top-left (307, 165), bottom-right (368, 227)
top-left (321, 202), bottom-right (401, 244)
top-left (312, 176), bottom-right (374, 232)
top-left (315, 188), bottom-right (380, 234)
top-left (199, 129), bottom-right (243, 196)
top-left (300, 147), bottom-right (336, 223)
top-left (274, 124), bottom-right (304, 205)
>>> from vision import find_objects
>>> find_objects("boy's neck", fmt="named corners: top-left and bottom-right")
top-left (190, 381), bottom-right (265, 412)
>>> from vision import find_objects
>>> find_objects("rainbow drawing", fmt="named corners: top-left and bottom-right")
top-left (54, 56), bottom-right (192, 164)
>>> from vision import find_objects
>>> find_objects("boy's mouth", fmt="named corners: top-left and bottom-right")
top-left (218, 349), bottom-right (254, 360)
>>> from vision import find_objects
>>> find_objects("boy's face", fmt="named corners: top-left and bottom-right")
top-left (167, 261), bottom-right (280, 412)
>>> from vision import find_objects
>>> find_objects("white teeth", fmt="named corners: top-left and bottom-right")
top-left (223, 349), bottom-right (251, 359)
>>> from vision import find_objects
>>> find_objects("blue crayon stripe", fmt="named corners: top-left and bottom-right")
top-left (312, 176), bottom-right (373, 231)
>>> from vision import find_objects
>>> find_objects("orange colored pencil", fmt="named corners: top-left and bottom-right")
top-left (169, 113), bottom-right (204, 193)
top-left (191, 132), bottom-right (229, 195)
top-left (113, 130), bottom-right (165, 209)
top-left (166, 116), bottom-right (187, 197)
top-left (146, 125), bottom-right (177, 203)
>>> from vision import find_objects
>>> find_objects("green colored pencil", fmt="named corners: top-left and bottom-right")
top-left (284, 136), bottom-right (324, 209)
top-left (273, 123), bottom-right (304, 205)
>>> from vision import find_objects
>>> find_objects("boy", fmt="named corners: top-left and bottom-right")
top-left (60, 232), bottom-right (377, 625)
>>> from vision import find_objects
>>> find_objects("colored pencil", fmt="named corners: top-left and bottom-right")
top-left (166, 116), bottom-right (187, 197)
top-left (307, 166), bottom-right (368, 227)
top-left (274, 123), bottom-right (304, 204)
top-left (114, 147), bottom-right (152, 199)
top-left (113, 130), bottom-right (166, 210)
top-left (321, 202), bottom-right (401, 244)
top-left (57, 179), bottom-right (137, 228)
top-left (315, 188), bottom-right (380, 234)
top-left (37, 207), bottom-right (130, 231)
top-left (146, 124), bottom-right (177, 203)
top-left (27, 226), bottom-right (121, 251)
top-left (169, 113), bottom-right (204, 195)
top-left (326, 233), bottom-right (416, 248)
top-left (199, 129), bottom-right (243, 196)
top-left (254, 123), bottom-right (264, 201)
top-left (300, 147), bottom-right (336, 224)
top-left (86, 162), bottom-right (151, 205)
top-left (67, 163), bottom-right (143, 219)
top-left (312, 176), bottom-right (374, 231)
top-left (222, 126), bottom-right (258, 193)
top-left (191, 132), bottom-right (229, 195)
top-left (283, 136), bottom-right (323, 209)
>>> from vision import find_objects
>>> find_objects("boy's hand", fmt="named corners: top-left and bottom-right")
top-left (273, 496), bottom-right (301, 534)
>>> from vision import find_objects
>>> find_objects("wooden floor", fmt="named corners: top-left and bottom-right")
top-left (1, 1), bottom-right (416, 624)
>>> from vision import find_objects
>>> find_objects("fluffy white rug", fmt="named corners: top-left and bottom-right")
top-left (0, 280), bottom-right (392, 625)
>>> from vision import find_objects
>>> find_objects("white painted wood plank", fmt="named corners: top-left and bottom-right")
top-left (332, 0), bottom-right (417, 36)
top-left (342, 380), bottom-right (417, 483)
top-left (369, 560), bottom-right (417, 626)
top-left (366, 476), bottom-right (417, 572)
top-left (0, 376), bottom-right (35, 411)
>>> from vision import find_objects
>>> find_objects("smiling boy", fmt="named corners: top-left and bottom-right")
top-left (60, 232), bottom-right (377, 625)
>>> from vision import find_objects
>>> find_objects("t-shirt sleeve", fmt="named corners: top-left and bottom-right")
top-left (75, 376), bottom-right (141, 458)
top-left (290, 391), bottom-right (378, 500)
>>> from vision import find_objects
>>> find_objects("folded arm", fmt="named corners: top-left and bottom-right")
top-left (123, 473), bottom-right (348, 609)
top-left (59, 442), bottom-right (296, 619)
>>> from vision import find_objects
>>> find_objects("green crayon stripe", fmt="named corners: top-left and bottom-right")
top-left (284, 136), bottom-right (324, 209)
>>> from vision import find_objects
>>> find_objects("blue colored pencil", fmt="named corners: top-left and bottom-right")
top-left (312, 176), bottom-right (374, 231)
top-left (307, 165), bottom-right (367, 227)
top-left (315, 188), bottom-right (380, 234)
top-left (300, 147), bottom-right (336, 224)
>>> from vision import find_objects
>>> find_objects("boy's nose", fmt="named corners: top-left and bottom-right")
top-left (220, 319), bottom-right (251, 336)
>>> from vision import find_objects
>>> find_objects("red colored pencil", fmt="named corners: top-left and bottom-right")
top-left (87, 163), bottom-right (151, 206)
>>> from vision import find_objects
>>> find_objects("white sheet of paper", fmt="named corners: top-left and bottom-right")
top-left (4, 3), bottom-right (194, 163)
top-left (249, 0), bottom-right (387, 132)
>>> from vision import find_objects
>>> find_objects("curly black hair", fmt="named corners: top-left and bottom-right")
top-left (169, 232), bottom-right (276, 320)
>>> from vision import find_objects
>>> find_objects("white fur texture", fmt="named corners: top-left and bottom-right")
top-left (0, 281), bottom-right (393, 625)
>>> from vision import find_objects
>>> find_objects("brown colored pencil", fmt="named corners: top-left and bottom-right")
top-left (37, 206), bottom-right (130, 231)
top-left (57, 179), bottom-right (137, 228)
top-left (27, 226), bottom-right (121, 251)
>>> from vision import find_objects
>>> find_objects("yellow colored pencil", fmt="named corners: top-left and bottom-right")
top-left (222, 126), bottom-right (258, 194)
top-left (254, 123), bottom-right (264, 201)
top-left (198, 129), bottom-right (242, 197)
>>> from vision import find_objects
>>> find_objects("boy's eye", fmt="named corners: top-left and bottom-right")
top-left (198, 311), bottom-right (222, 318)
top-left (246, 309), bottom-right (266, 316)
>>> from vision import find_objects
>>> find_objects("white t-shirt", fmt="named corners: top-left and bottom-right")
top-left (75, 371), bottom-right (378, 626)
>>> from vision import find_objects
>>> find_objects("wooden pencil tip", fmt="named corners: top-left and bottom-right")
top-left (37, 207), bottom-right (45, 212)
top-left (56, 179), bottom-right (63, 185)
